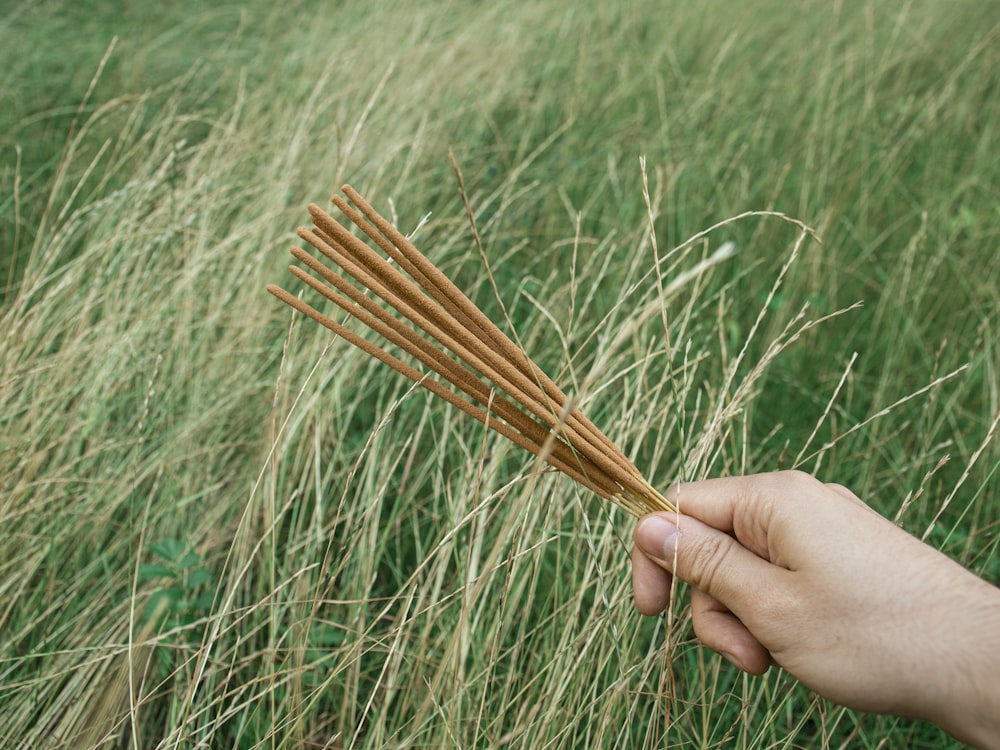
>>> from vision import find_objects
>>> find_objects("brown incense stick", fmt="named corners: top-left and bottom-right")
top-left (267, 185), bottom-right (675, 516)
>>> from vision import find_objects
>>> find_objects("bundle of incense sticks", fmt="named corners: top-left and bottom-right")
top-left (267, 185), bottom-right (675, 516)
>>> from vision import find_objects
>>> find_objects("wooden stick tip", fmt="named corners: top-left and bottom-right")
top-left (306, 203), bottom-right (329, 219)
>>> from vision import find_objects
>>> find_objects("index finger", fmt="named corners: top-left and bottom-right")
top-left (664, 470), bottom-right (824, 557)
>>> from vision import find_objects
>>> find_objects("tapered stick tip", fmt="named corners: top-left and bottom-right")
top-left (306, 203), bottom-right (324, 217)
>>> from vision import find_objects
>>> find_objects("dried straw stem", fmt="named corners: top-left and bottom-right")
top-left (267, 185), bottom-right (675, 516)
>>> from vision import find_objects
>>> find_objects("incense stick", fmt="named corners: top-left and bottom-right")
top-left (267, 185), bottom-right (675, 516)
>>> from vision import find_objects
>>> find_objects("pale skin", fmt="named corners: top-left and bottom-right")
top-left (631, 470), bottom-right (1000, 749)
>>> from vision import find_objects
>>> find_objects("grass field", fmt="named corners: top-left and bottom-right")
top-left (1, 0), bottom-right (998, 747)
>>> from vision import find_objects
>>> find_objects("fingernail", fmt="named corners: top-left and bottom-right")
top-left (637, 516), bottom-right (677, 560)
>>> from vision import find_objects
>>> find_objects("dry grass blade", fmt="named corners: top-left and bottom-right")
top-left (267, 185), bottom-right (675, 516)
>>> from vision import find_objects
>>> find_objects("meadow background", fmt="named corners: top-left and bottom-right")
top-left (1, 0), bottom-right (998, 747)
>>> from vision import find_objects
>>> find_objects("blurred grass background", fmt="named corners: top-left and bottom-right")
top-left (1, 0), bottom-right (997, 747)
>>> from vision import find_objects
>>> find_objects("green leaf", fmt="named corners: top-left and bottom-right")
top-left (193, 591), bottom-right (216, 611)
top-left (138, 563), bottom-right (177, 581)
top-left (187, 569), bottom-right (213, 587)
top-left (149, 538), bottom-right (186, 562)
top-left (178, 550), bottom-right (201, 571)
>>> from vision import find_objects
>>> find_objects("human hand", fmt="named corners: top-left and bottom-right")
top-left (631, 470), bottom-right (1000, 748)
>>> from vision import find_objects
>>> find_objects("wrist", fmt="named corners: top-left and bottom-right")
top-left (920, 578), bottom-right (1000, 749)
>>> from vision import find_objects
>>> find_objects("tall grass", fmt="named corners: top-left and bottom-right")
top-left (1, 0), bottom-right (997, 747)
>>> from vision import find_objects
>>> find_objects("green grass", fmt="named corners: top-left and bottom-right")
top-left (1, 0), bottom-right (998, 747)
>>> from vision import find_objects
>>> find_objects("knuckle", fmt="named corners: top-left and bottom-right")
top-left (776, 469), bottom-right (819, 488)
top-left (770, 469), bottom-right (824, 508)
top-left (684, 532), bottom-right (734, 594)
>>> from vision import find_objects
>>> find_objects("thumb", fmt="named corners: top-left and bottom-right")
top-left (635, 513), bottom-right (777, 611)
